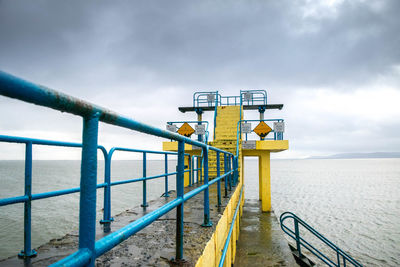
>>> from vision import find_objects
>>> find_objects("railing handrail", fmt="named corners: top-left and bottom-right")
top-left (192, 90), bottom-right (268, 108)
top-left (280, 211), bottom-right (363, 267)
top-left (166, 120), bottom-right (210, 143)
top-left (0, 70), bottom-right (238, 266)
top-left (0, 71), bottom-right (231, 155)
top-left (0, 135), bottom-right (188, 205)
top-left (218, 185), bottom-right (243, 267)
top-left (235, 119), bottom-right (285, 156)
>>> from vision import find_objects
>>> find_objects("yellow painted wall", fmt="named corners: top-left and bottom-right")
top-left (195, 181), bottom-right (244, 267)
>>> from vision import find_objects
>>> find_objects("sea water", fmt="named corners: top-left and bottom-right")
top-left (245, 158), bottom-right (400, 266)
top-left (1, 159), bottom-right (399, 266)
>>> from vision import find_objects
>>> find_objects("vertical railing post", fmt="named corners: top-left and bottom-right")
top-left (175, 140), bottom-right (185, 261)
top-left (216, 151), bottom-right (221, 208)
top-left (231, 155), bottom-right (236, 187)
top-left (223, 154), bottom-right (228, 198)
top-left (79, 112), bottom-right (100, 266)
top-left (18, 141), bottom-right (37, 258)
top-left (164, 154), bottom-right (169, 197)
top-left (235, 156), bottom-right (239, 184)
top-left (200, 157), bottom-right (203, 183)
top-left (228, 155), bottom-right (232, 191)
top-left (191, 156), bottom-right (194, 186)
top-left (294, 219), bottom-right (301, 258)
top-left (201, 147), bottom-right (212, 227)
top-left (196, 156), bottom-right (200, 184)
top-left (100, 153), bottom-right (113, 233)
top-left (141, 152), bottom-right (148, 208)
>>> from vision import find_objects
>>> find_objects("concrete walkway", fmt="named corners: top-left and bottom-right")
top-left (235, 199), bottom-right (297, 267)
top-left (0, 182), bottom-right (236, 267)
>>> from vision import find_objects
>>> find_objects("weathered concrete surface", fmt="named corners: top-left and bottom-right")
top-left (234, 199), bottom-right (297, 267)
top-left (0, 182), bottom-right (235, 267)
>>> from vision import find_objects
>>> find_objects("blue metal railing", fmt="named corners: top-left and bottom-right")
top-left (0, 70), bottom-right (239, 266)
top-left (218, 185), bottom-right (243, 267)
top-left (240, 90), bottom-right (267, 106)
top-left (193, 91), bottom-right (220, 107)
top-left (0, 135), bottom-right (192, 252)
top-left (235, 119), bottom-right (285, 156)
top-left (167, 120), bottom-right (210, 143)
top-left (193, 90), bottom-right (267, 108)
top-left (280, 212), bottom-right (363, 267)
top-left (213, 90), bottom-right (219, 139)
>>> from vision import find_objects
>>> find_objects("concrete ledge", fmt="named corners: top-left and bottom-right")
top-left (235, 199), bottom-right (297, 266)
top-left (0, 182), bottom-right (239, 267)
top-left (163, 141), bottom-right (202, 154)
top-left (195, 181), bottom-right (244, 267)
top-left (242, 140), bottom-right (289, 155)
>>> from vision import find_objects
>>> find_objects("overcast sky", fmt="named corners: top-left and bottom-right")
top-left (0, 0), bottom-right (399, 159)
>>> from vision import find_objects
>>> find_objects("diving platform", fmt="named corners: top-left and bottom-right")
top-left (178, 104), bottom-right (283, 113)
top-left (0, 78), bottom-right (300, 267)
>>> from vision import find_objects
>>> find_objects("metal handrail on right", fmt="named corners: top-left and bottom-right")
top-left (280, 212), bottom-right (363, 267)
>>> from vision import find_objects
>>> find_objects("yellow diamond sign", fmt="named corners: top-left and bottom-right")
top-left (177, 122), bottom-right (195, 137)
top-left (253, 121), bottom-right (272, 138)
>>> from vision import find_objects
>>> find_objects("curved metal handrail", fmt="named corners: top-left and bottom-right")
top-left (280, 211), bottom-right (363, 267)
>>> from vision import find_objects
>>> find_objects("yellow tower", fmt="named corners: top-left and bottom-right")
top-left (163, 91), bottom-right (288, 212)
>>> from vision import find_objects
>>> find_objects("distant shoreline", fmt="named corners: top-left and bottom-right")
top-left (306, 152), bottom-right (400, 160)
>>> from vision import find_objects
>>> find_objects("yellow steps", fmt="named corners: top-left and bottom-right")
top-left (208, 106), bottom-right (242, 178)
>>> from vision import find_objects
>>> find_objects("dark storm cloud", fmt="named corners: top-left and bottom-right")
top-left (1, 0), bottom-right (399, 91)
top-left (0, 0), bottom-right (399, 159)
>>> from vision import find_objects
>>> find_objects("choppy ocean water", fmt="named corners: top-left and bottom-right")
top-left (1, 158), bottom-right (399, 266)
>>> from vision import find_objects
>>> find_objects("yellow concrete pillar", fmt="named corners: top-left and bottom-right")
top-left (259, 152), bottom-right (271, 212)
top-left (258, 156), bottom-right (262, 201)
top-left (184, 155), bottom-right (190, 187)
top-left (240, 154), bottom-right (244, 184)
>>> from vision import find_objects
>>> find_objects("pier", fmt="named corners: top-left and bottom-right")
top-left (0, 72), bottom-right (295, 267)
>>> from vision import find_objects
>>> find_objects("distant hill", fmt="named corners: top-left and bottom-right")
top-left (308, 152), bottom-right (400, 159)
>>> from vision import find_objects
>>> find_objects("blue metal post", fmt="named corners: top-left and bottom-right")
top-left (201, 147), bottom-right (212, 227)
top-left (235, 156), bottom-right (239, 184)
top-left (100, 154), bottom-right (113, 233)
top-left (200, 157), bottom-right (203, 183)
top-left (164, 154), bottom-right (169, 197)
top-left (223, 154), bottom-right (228, 198)
top-left (231, 155), bottom-right (236, 187)
top-left (196, 108), bottom-right (203, 142)
top-left (195, 157), bottom-right (199, 184)
top-left (228, 155), bottom-right (232, 191)
top-left (216, 152), bottom-right (221, 208)
top-left (294, 220), bottom-right (302, 257)
top-left (175, 141), bottom-right (185, 261)
top-left (141, 152), bottom-right (148, 207)
top-left (18, 142), bottom-right (37, 258)
top-left (79, 112), bottom-right (100, 266)
top-left (190, 156), bottom-right (194, 185)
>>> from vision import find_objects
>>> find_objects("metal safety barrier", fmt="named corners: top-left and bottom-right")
top-left (235, 119), bottom-right (285, 156)
top-left (0, 71), bottom-right (239, 266)
top-left (193, 90), bottom-right (267, 107)
top-left (280, 212), bottom-right (363, 267)
top-left (218, 185), bottom-right (243, 267)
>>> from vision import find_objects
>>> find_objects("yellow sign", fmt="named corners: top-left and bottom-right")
top-left (253, 121), bottom-right (272, 138)
top-left (177, 122), bottom-right (195, 137)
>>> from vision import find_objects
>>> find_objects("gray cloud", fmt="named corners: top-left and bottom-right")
top-left (0, 0), bottom-right (399, 159)
top-left (1, 0), bottom-right (399, 90)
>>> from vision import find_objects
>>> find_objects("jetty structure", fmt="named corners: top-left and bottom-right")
top-left (0, 71), bottom-right (363, 267)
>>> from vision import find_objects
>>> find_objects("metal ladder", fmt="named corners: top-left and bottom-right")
top-left (280, 212), bottom-right (363, 267)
